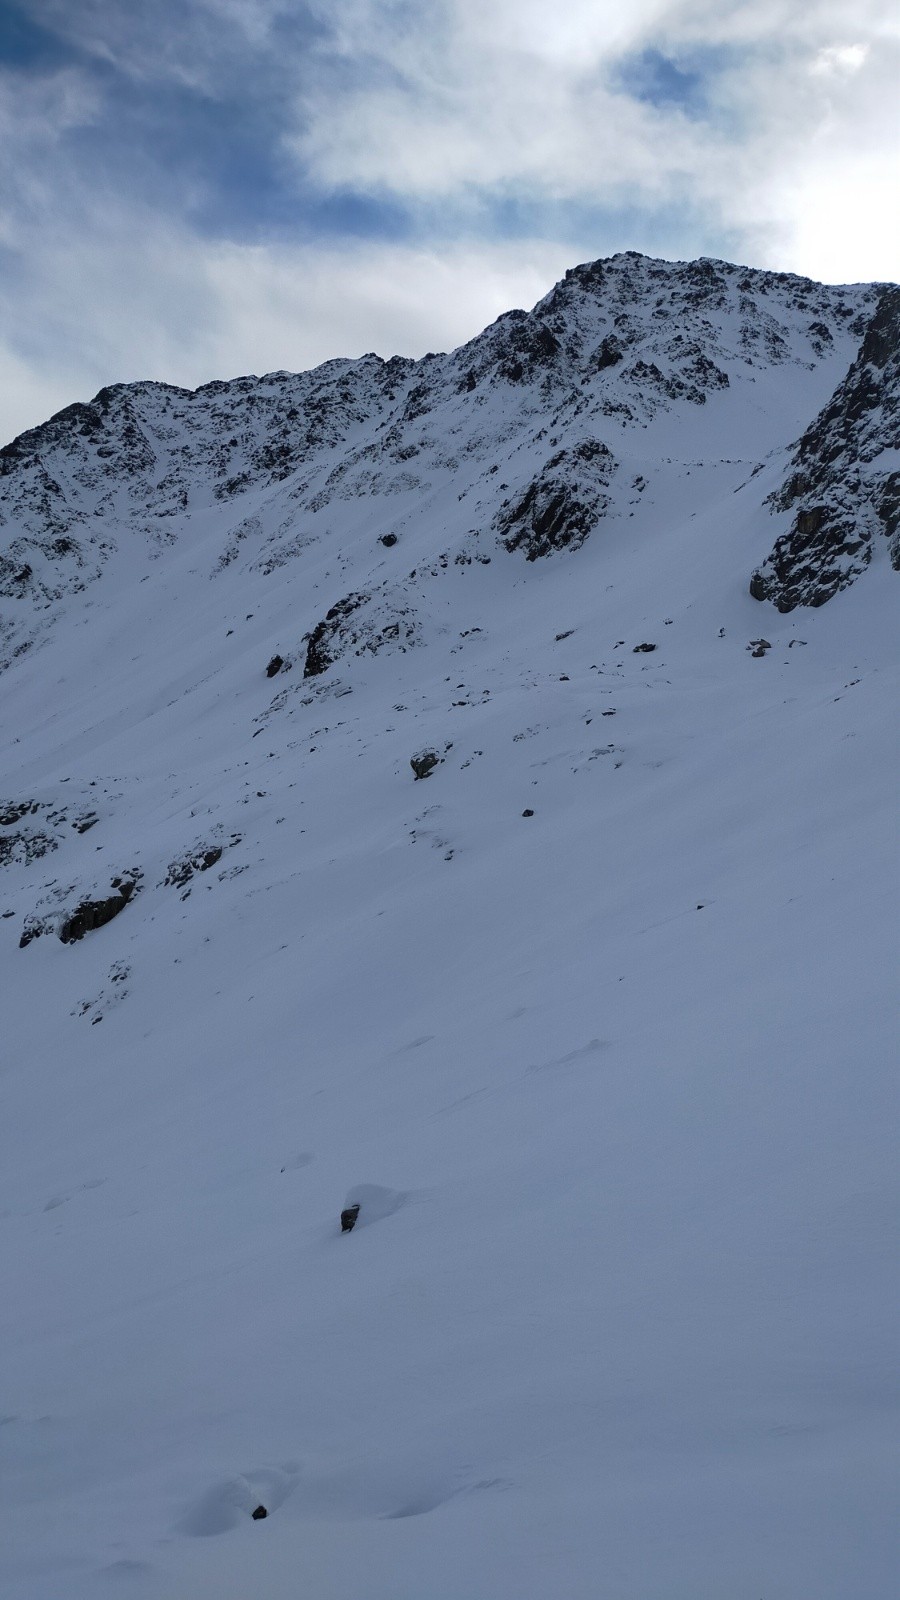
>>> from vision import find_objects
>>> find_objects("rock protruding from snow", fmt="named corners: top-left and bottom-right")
top-left (750, 286), bottom-right (900, 610)
top-left (304, 588), bottom-right (419, 678)
top-left (410, 749), bottom-right (441, 780)
top-left (496, 440), bottom-right (616, 560)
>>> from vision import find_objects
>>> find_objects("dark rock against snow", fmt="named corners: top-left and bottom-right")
top-left (251, 1505), bottom-right (268, 1520)
top-left (57, 875), bottom-right (141, 945)
top-left (304, 593), bottom-right (368, 677)
top-left (592, 334), bottom-right (626, 371)
top-left (410, 749), bottom-right (441, 780)
top-left (750, 285), bottom-right (900, 610)
top-left (304, 588), bottom-right (419, 678)
top-left (0, 829), bottom-right (57, 868)
top-left (496, 439), bottom-right (616, 560)
top-left (379, 532), bottom-right (398, 547)
top-left (22, 879), bottom-right (140, 948)
top-left (633, 642), bottom-right (656, 653)
top-left (265, 654), bottom-right (285, 678)
top-left (341, 1204), bottom-right (361, 1233)
top-left (0, 799), bottom-right (41, 826)
top-left (165, 845), bottom-right (222, 887)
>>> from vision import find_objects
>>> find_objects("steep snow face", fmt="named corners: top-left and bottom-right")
top-left (0, 255), bottom-right (897, 1600)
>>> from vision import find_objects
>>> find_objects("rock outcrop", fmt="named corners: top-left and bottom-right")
top-left (496, 440), bottom-right (616, 560)
top-left (750, 286), bottom-right (900, 610)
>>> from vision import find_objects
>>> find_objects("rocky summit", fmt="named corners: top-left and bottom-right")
top-left (1, 254), bottom-right (897, 1600)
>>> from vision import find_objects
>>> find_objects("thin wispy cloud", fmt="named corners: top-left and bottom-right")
top-left (0, 0), bottom-right (897, 441)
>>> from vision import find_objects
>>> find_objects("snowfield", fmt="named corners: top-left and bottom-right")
top-left (1, 253), bottom-right (897, 1598)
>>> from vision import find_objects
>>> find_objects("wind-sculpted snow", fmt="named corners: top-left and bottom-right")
top-left (1, 255), bottom-right (898, 1600)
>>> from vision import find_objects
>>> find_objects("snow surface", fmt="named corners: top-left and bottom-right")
top-left (1, 254), bottom-right (898, 1598)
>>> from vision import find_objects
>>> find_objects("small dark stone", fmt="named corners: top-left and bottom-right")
top-left (251, 1505), bottom-right (268, 1521)
top-left (266, 655), bottom-right (284, 678)
top-left (341, 1204), bottom-right (361, 1233)
top-left (379, 533), bottom-right (398, 547)
top-left (633, 642), bottom-right (656, 653)
top-left (522, 809), bottom-right (534, 817)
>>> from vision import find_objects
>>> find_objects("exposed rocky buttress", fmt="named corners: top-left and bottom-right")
top-left (750, 286), bottom-right (900, 611)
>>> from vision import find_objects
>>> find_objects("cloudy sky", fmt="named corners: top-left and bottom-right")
top-left (1, 0), bottom-right (898, 442)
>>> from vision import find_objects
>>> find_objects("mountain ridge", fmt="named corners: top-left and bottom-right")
top-left (1, 252), bottom-right (895, 677)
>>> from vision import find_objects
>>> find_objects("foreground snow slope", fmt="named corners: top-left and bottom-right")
top-left (1, 254), bottom-right (897, 1598)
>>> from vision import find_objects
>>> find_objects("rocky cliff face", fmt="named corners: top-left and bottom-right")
top-left (750, 286), bottom-right (900, 610)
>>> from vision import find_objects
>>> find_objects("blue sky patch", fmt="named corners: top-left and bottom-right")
top-left (614, 46), bottom-right (721, 115)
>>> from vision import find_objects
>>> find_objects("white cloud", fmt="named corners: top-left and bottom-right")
top-left (0, 215), bottom-right (574, 443)
top-left (0, 0), bottom-right (897, 444)
top-left (809, 43), bottom-right (869, 76)
top-left (288, 0), bottom-right (900, 282)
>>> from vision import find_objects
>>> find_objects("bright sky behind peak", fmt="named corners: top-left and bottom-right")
top-left (0, 0), bottom-right (898, 441)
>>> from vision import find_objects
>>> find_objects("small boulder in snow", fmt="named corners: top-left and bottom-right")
top-left (410, 750), bottom-right (441, 780)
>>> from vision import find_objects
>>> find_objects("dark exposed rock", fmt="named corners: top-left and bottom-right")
top-left (592, 334), bottom-right (625, 370)
top-left (0, 799), bottom-right (40, 827)
top-left (410, 750), bottom-right (440, 780)
top-left (751, 286), bottom-right (900, 609)
top-left (522, 808), bottom-right (535, 817)
top-left (265, 654), bottom-right (284, 678)
top-left (633, 642), bottom-right (656, 653)
top-left (304, 592), bottom-right (367, 677)
top-left (495, 319), bottom-right (561, 385)
top-left (58, 876), bottom-right (140, 944)
top-left (165, 845), bottom-right (225, 887)
top-left (379, 532), bottom-right (398, 547)
top-left (304, 588), bottom-right (418, 677)
top-left (341, 1204), bottom-right (360, 1233)
top-left (251, 1505), bottom-right (268, 1520)
top-left (0, 830), bottom-right (57, 868)
top-left (497, 439), bottom-right (616, 560)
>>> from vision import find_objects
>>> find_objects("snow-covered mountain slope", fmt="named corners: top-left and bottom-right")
top-left (1, 253), bottom-right (897, 1600)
